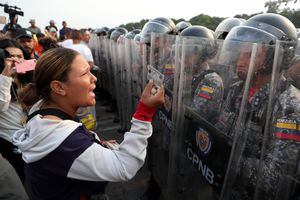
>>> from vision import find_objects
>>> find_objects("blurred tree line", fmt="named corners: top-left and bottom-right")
top-left (119, 0), bottom-right (300, 31)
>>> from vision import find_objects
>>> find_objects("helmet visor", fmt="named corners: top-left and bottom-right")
top-left (141, 21), bottom-right (171, 44)
top-left (226, 26), bottom-right (278, 45)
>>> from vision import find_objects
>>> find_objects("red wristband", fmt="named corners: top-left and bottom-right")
top-left (133, 101), bottom-right (157, 122)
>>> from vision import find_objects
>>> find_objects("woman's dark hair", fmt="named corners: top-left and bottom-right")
top-left (38, 37), bottom-right (59, 53)
top-left (19, 48), bottom-right (79, 106)
top-left (0, 38), bottom-right (22, 50)
top-left (0, 39), bottom-right (23, 72)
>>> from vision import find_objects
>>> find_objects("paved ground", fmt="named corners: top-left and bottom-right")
top-left (94, 99), bottom-right (158, 200)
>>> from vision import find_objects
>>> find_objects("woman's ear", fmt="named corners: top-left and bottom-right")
top-left (50, 80), bottom-right (66, 96)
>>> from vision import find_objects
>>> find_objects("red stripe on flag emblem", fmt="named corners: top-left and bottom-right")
top-left (275, 132), bottom-right (300, 142)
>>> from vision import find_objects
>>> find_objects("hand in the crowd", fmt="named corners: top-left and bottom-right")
top-left (1, 57), bottom-right (24, 77)
top-left (140, 80), bottom-right (165, 108)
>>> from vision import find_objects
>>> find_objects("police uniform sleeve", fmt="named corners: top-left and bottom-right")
top-left (191, 72), bottom-right (224, 123)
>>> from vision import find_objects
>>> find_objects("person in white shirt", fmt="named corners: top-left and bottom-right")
top-left (68, 29), bottom-right (93, 68)
top-left (60, 28), bottom-right (73, 48)
top-left (80, 29), bottom-right (91, 46)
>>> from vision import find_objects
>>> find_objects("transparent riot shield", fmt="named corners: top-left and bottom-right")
top-left (117, 36), bottom-right (129, 132)
top-left (172, 36), bottom-right (279, 200)
top-left (295, 38), bottom-right (300, 55)
top-left (113, 37), bottom-right (125, 127)
top-left (142, 42), bottom-right (150, 88)
top-left (99, 36), bottom-right (107, 69)
top-left (123, 38), bottom-right (133, 128)
top-left (99, 36), bottom-right (109, 91)
top-left (169, 36), bottom-right (232, 200)
top-left (130, 39), bottom-right (144, 111)
top-left (252, 40), bottom-right (300, 200)
top-left (147, 32), bottom-right (177, 197)
top-left (219, 41), bottom-right (288, 200)
top-left (103, 37), bottom-right (113, 93)
top-left (110, 40), bottom-right (120, 112)
top-left (88, 33), bottom-right (98, 60)
top-left (95, 35), bottom-right (102, 67)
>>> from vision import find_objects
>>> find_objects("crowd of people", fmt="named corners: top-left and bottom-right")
top-left (0, 12), bottom-right (299, 200)
top-left (0, 17), bottom-right (165, 200)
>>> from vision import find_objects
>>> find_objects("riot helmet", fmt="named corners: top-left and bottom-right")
top-left (133, 34), bottom-right (141, 42)
top-left (95, 27), bottom-right (109, 36)
top-left (140, 17), bottom-right (176, 45)
top-left (244, 13), bottom-right (297, 43)
top-left (225, 13), bottom-right (297, 48)
top-left (181, 25), bottom-right (215, 39)
top-left (107, 28), bottom-right (116, 39)
top-left (222, 13), bottom-right (297, 79)
top-left (215, 17), bottom-right (245, 39)
top-left (110, 27), bottom-right (128, 42)
top-left (175, 21), bottom-right (192, 34)
top-left (125, 29), bottom-right (141, 39)
top-left (180, 25), bottom-right (218, 60)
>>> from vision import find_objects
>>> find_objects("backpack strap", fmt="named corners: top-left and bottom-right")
top-left (27, 108), bottom-right (74, 122)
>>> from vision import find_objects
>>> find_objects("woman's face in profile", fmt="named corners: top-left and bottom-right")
top-left (64, 54), bottom-right (97, 108)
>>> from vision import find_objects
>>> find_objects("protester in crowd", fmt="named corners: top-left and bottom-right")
top-left (59, 21), bottom-right (71, 41)
top-left (27, 19), bottom-right (41, 35)
top-left (38, 36), bottom-right (59, 53)
top-left (2, 15), bottom-right (22, 33)
top-left (68, 29), bottom-right (93, 68)
top-left (60, 28), bottom-right (73, 48)
top-left (45, 19), bottom-right (58, 32)
top-left (0, 39), bottom-right (32, 182)
top-left (15, 28), bottom-right (38, 59)
top-left (80, 29), bottom-right (91, 45)
top-left (13, 47), bottom-right (165, 200)
top-left (48, 27), bottom-right (58, 40)
top-left (0, 153), bottom-right (29, 200)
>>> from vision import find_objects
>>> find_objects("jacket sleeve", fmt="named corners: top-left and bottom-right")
top-left (0, 75), bottom-right (12, 112)
top-left (67, 102), bottom-right (156, 182)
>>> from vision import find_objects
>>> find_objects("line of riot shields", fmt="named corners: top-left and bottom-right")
top-left (89, 32), bottom-right (300, 200)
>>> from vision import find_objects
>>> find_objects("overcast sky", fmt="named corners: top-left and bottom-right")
top-left (1, 0), bottom-right (299, 30)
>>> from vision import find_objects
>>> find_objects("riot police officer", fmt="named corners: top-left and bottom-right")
top-left (254, 55), bottom-right (300, 200)
top-left (125, 29), bottom-right (141, 40)
top-left (140, 17), bottom-right (176, 45)
top-left (133, 34), bottom-right (141, 42)
top-left (95, 27), bottom-right (109, 37)
top-left (180, 25), bottom-right (221, 123)
top-left (218, 13), bottom-right (298, 200)
top-left (175, 21), bottom-right (192, 34)
top-left (110, 27), bottom-right (128, 42)
top-left (107, 28), bottom-right (116, 39)
top-left (214, 17), bottom-right (245, 40)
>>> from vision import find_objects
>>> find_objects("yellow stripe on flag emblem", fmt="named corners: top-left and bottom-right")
top-left (276, 122), bottom-right (297, 130)
top-left (201, 86), bottom-right (214, 93)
